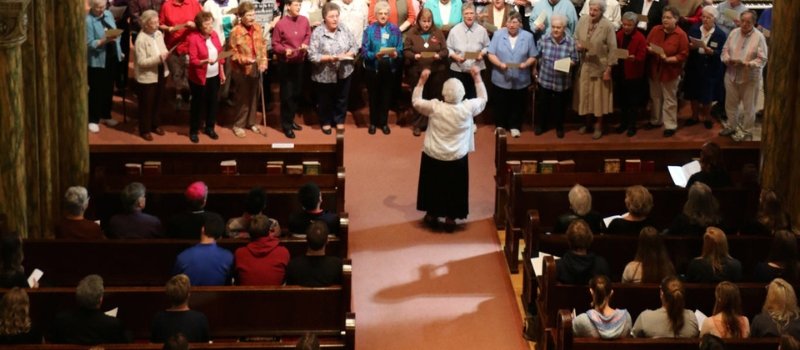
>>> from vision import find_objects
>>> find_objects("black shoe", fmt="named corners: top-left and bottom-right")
top-left (534, 126), bottom-right (543, 135)
top-left (291, 123), bottom-right (303, 131)
top-left (556, 129), bottom-right (564, 139)
top-left (381, 125), bottom-right (391, 135)
top-left (643, 122), bottom-right (661, 130)
top-left (204, 128), bottom-right (219, 140)
top-left (284, 129), bottom-right (296, 138)
top-left (627, 128), bottom-right (637, 137)
top-left (443, 218), bottom-right (456, 233)
top-left (422, 214), bottom-right (439, 230)
top-left (368, 125), bottom-right (376, 134)
top-left (413, 127), bottom-right (422, 137)
top-left (189, 133), bottom-right (199, 143)
top-left (615, 124), bottom-right (627, 134)
top-left (704, 120), bottom-right (713, 129)
top-left (663, 129), bottom-right (676, 137)
top-left (322, 127), bottom-right (332, 135)
top-left (685, 118), bottom-right (699, 126)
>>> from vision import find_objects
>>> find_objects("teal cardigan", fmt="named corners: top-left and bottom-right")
top-left (424, 0), bottom-right (462, 28)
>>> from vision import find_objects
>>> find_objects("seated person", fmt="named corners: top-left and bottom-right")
top-left (750, 278), bottom-right (800, 338)
top-left (0, 288), bottom-right (42, 344)
top-left (286, 221), bottom-right (343, 287)
top-left (50, 274), bottom-right (129, 344)
top-left (150, 274), bottom-right (209, 343)
top-left (226, 187), bottom-right (268, 239)
top-left (700, 281), bottom-right (750, 338)
top-left (753, 230), bottom-right (799, 284)
top-left (741, 189), bottom-right (792, 235)
top-left (554, 184), bottom-right (604, 234)
top-left (783, 335), bottom-right (800, 350)
top-left (172, 213), bottom-right (233, 286)
top-left (0, 233), bottom-right (31, 289)
top-left (686, 227), bottom-right (743, 282)
top-left (572, 275), bottom-right (632, 339)
top-left (607, 186), bottom-right (656, 234)
top-left (556, 219), bottom-right (610, 284)
top-left (667, 182), bottom-right (723, 236)
top-left (686, 142), bottom-right (732, 190)
top-left (55, 186), bottom-right (104, 239)
top-left (632, 276), bottom-right (700, 338)
top-left (288, 182), bottom-right (340, 235)
top-left (107, 182), bottom-right (163, 238)
top-left (622, 227), bottom-right (675, 283)
top-left (235, 215), bottom-right (290, 286)
top-left (163, 333), bottom-right (190, 350)
top-left (167, 181), bottom-right (223, 239)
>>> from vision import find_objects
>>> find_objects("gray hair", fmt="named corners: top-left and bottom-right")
top-left (442, 78), bottom-right (465, 104)
top-left (373, 0), bottom-right (391, 17)
top-left (89, 0), bottom-right (106, 7)
top-left (64, 186), bottom-right (89, 216)
top-left (568, 184), bottom-right (592, 216)
top-left (701, 5), bottom-right (718, 18)
top-left (588, 0), bottom-right (606, 14)
top-left (550, 13), bottom-right (568, 27)
top-left (139, 9), bottom-right (159, 27)
top-left (121, 182), bottom-right (146, 212)
top-left (462, 1), bottom-right (475, 14)
top-left (622, 11), bottom-right (639, 23)
top-left (76, 274), bottom-right (104, 310)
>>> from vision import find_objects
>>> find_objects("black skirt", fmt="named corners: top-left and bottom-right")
top-left (416, 152), bottom-right (469, 219)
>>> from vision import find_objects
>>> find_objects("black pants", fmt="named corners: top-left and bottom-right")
top-left (189, 76), bottom-right (220, 134)
top-left (450, 70), bottom-right (477, 100)
top-left (316, 76), bottom-right (352, 127)
top-left (615, 78), bottom-right (644, 130)
top-left (137, 65), bottom-right (165, 134)
top-left (493, 86), bottom-right (526, 130)
top-left (278, 61), bottom-right (304, 130)
top-left (366, 61), bottom-right (395, 127)
top-left (88, 45), bottom-right (118, 123)
top-left (535, 86), bottom-right (569, 132)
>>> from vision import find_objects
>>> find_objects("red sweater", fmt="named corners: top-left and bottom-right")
top-left (234, 237), bottom-right (290, 286)
top-left (646, 25), bottom-right (689, 82)
top-left (272, 15), bottom-right (311, 64)
top-left (186, 31), bottom-right (225, 86)
top-left (616, 29), bottom-right (648, 80)
top-left (159, 0), bottom-right (202, 55)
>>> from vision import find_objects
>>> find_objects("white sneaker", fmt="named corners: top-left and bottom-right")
top-left (494, 127), bottom-right (504, 135)
top-left (88, 123), bottom-right (100, 133)
top-left (101, 118), bottom-right (119, 127)
top-left (510, 129), bottom-right (521, 138)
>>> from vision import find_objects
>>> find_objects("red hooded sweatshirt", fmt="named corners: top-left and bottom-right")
top-left (234, 236), bottom-right (290, 286)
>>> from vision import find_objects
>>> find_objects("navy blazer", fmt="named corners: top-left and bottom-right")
top-left (685, 23), bottom-right (726, 96)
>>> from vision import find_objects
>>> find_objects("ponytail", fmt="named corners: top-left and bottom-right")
top-left (589, 275), bottom-right (612, 310)
top-left (661, 276), bottom-right (686, 336)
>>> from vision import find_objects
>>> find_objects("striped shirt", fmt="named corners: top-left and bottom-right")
top-left (721, 27), bottom-right (767, 84)
top-left (536, 33), bottom-right (579, 92)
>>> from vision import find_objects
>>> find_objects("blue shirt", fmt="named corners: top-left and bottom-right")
top-left (757, 8), bottom-right (771, 31)
top-left (715, 1), bottom-right (748, 35)
top-left (530, 0), bottom-right (578, 37)
top-left (488, 28), bottom-right (538, 89)
top-left (173, 242), bottom-right (233, 286)
top-left (360, 22), bottom-right (404, 72)
top-left (86, 10), bottom-right (124, 68)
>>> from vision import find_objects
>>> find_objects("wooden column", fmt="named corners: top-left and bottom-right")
top-left (0, 0), bottom-right (31, 236)
top-left (761, 0), bottom-right (800, 229)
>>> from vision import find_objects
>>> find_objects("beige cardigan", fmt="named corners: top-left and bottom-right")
top-left (134, 30), bottom-right (169, 84)
top-left (574, 16), bottom-right (616, 78)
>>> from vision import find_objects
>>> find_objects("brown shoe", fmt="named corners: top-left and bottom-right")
top-left (152, 127), bottom-right (165, 136)
top-left (141, 133), bottom-right (153, 141)
top-left (413, 127), bottom-right (422, 137)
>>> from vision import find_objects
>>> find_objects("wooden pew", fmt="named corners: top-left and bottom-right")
top-left (555, 310), bottom-right (778, 350)
top-left (532, 255), bottom-right (770, 350)
top-left (23, 234), bottom-right (349, 287)
top-left (493, 129), bottom-right (760, 229)
top-left (0, 340), bottom-right (354, 350)
top-left (501, 170), bottom-right (759, 272)
top-left (0, 261), bottom-right (353, 348)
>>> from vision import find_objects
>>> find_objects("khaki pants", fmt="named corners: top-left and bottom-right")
top-left (724, 75), bottom-right (758, 134)
top-left (649, 77), bottom-right (680, 130)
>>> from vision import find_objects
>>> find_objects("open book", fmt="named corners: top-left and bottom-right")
top-left (530, 252), bottom-right (560, 277)
top-left (694, 309), bottom-right (707, 330)
top-left (668, 160), bottom-right (701, 188)
top-left (603, 213), bottom-right (628, 228)
top-left (27, 269), bottom-right (43, 288)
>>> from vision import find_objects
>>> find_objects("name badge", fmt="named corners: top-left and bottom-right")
top-left (709, 42), bottom-right (718, 48)
top-left (382, 33), bottom-right (390, 39)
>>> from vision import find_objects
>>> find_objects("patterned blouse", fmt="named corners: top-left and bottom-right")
top-left (308, 25), bottom-right (359, 83)
top-left (229, 23), bottom-right (268, 77)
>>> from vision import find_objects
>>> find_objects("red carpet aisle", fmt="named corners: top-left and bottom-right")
top-left (345, 124), bottom-right (528, 350)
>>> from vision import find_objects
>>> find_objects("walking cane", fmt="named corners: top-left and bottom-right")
top-left (259, 71), bottom-right (268, 136)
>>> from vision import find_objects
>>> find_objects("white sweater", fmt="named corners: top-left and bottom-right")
top-left (134, 31), bottom-right (169, 84)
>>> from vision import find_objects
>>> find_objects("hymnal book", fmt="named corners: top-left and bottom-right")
top-left (642, 160), bottom-right (655, 172)
top-left (303, 161), bottom-right (321, 175)
top-left (464, 51), bottom-right (481, 60)
top-left (611, 48), bottom-right (629, 61)
top-left (554, 57), bottom-right (571, 73)
top-left (505, 63), bottom-right (521, 69)
top-left (668, 160), bottom-right (701, 188)
top-left (143, 161), bottom-right (162, 175)
top-left (723, 8), bottom-right (739, 21)
top-left (379, 47), bottom-right (397, 55)
top-left (105, 308), bottom-right (118, 318)
top-left (27, 269), bottom-right (43, 288)
top-left (266, 161), bottom-right (284, 174)
top-left (506, 160), bottom-right (521, 173)
top-left (337, 54), bottom-right (355, 60)
top-left (603, 212), bottom-right (628, 227)
top-left (286, 164), bottom-right (304, 175)
top-left (521, 160), bottom-right (538, 174)
top-left (539, 160), bottom-right (558, 174)
top-left (649, 43), bottom-right (665, 56)
top-left (125, 163), bottom-right (142, 176)
top-left (689, 36), bottom-right (707, 49)
top-left (420, 51), bottom-right (436, 59)
top-left (103, 28), bottom-right (124, 39)
top-left (557, 160), bottom-right (575, 173)
top-left (533, 11), bottom-right (547, 27)
top-left (625, 159), bottom-right (641, 173)
top-left (220, 160), bottom-right (238, 175)
top-left (531, 252), bottom-right (560, 277)
top-left (603, 158), bottom-right (621, 173)
top-left (637, 14), bottom-right (648, 23)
